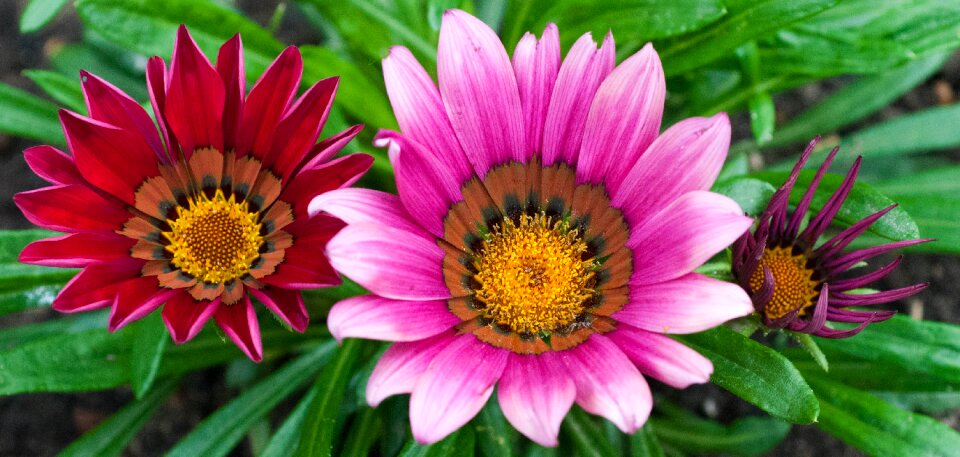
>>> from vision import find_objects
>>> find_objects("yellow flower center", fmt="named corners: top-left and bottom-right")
top-left (472, 213), bottom-right (596, 334)
top-left (164, 189), bottom-right (263, 284)
top-left (749, 246), bottom-right (820, 319)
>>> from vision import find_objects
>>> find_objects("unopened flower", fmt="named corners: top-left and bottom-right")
top-left (731, 138), bottom-right (928, 338)
top-left (315, 10), bottom-right (752, 446)
top-left (16, 26), bottom-right (370, 361)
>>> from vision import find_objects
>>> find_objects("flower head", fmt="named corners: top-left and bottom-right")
top-left (15, 26), bottom-right (370, 361)
top-left (731, 137), bottom-right (929, 338)
top-left (316, 10), bottom-right (753, 446)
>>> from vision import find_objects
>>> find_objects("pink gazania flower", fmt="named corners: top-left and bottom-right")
top-left (315, 10), bottom-right (754, 446)
top-left (731, 138), bottom-right (929, 338)
top-left (14, 26), bottom-right (370, 362)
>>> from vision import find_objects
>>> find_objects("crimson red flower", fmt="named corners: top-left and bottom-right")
top-left (15, 26), bottom-right (370, 361)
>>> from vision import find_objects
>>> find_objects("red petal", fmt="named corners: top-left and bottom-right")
top-left (249, 287), bottom-right (308, 332)
top-left (297, 124), bottom-right (363, 172)
top-left (263, 215), bottom-right (343, 289)
top-left (280, 154), bottom-right (373, 219)
top-left (146, 56), bottom-right (176, 163)
top-left (20, 232), bottom-right (135, 267)
top-left (217, 34), bottom-right (245, 152)
top-left (108, 276), bottom-right (178, 331)
top-left (80, 70), bottom-right (164, 159)
top-left (60, 110), bottom-right (159, 205)
top-left (237, 46), bottom-right (302, 159)
top-left (24, 145), bottom-right (83, 185)
top-left (162, 292), bottom-right (221, 343)
top-left (52, 258), bottom-right (143, 312)
top-left (15, 184), bottom-right (130, 232)
top-left (265, 76), bottom-right (338, 181)
top-left (214, 295), bottom-right (263, 362)
top-left (166, 25), bottom-right (225, 155)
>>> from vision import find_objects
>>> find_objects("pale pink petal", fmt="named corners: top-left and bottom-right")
top-left (576, 44), bottom-right (664, 194)
top-left (382, 46), bottom-right (473, 183)
top-left (612, 114), bottom-right (730, 226)
top-left (628, 191), bottom-right (752, 285)
top-left (512, 23), bottom-right (560, 158)
top-left (375, 131), bottom-right (461, 237)
top-left (328, 295), bottom-right (458, 342)
top-left (616, 273), bottom-right (753, 334)
top-left (608, 324), bottom-right (713, 388)
top-left (309, 188), bottom-right (428, 238)
top-left (410, 334), bottom-right (508, 444)
top-left (541, 32), bottom-right (615, 166)
top-left (366, 330), bottom-right (458, 407)
top-left (497, 352), bottom-right (574, 447)
top-left (561, 334), bottom-right (651, 433)
top-left (327, 223), bottom-right (449, 301)
top-left (438, 9), bottom-right (525, 176)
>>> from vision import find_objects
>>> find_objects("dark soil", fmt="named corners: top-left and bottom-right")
top-left (0, 1), bottom-right (957, 456)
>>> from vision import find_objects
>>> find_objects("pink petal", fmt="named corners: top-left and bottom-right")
top-left (376, 131), bottom-right (461, 237)
top-left (214, 295), bottom-right (264, 362)
top-left (52, 258), bottom-right (143, 312)
top-left (80, 71), bottom-right (164, 159)
top-left (146, 56), bottom-right (176, 162)
top-left (616, 273), bottom-right (753, 334)
top-left (366, 330), bottom-right (457, 407)
top-left (308, 188), bottom-right (428, 238)
top-left (15, 184), bottom-right (130, 233)
top-left (108, 276), bottom-right (178, 331)
top-left (438, 9), bottom-right (525, 176)
top-left (612, 114), bottom-right (730, 226)
top-left (281, 153), bottom-right (373, 220)
top-left (328, 295), bottom-right (458, 343)
top-left (410, 334), bottom-right (508, 444)
top-left (576, 44), bottom-right (664, 194)
top-left (383, 46), bottom-right (473, 182)
top-left (162, 292), bottom-right (220, 343)
top-left (327, 223), bottom-right (449, 301)
top-left (266, 77), bottom-right (338, 181)
top-left (541, 32), bottom-right (615, 167)
top-left (20, 232), bottom-right (135, 267)
top-left (217, 34), bottom-right (245, 152)
top-left (497, 352), bottom-right (574, 447)
top-left (561, 334), bottom-right (651, 433)
top-left (60, 110), bottom-right (160, 205)
top-left (237, 46), bottom-right (302, 159)
top-left (512, 24), bottom-right (561, 158)
top-left (628, 191), bottom-right (752, 285)
top-left (608, 324), bottom-right (713, 388)
top-left (23, 145), bottom-right (83, 185)
top-left (165, 25), bottom-right (225, 155)
top-left (249, 287), bottom-right (308, 332)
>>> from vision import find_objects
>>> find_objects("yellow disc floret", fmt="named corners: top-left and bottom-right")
top-left (472, 213), bottom-right (596, 334)
top-left (165, 189), bottom-right (263, 284)
top-left (749, 246), bottom-right (820, 319)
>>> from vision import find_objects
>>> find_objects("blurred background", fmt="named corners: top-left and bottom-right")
top-left (1, 0), bottom-right (959, 455)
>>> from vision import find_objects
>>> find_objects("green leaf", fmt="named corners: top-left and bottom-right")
top-left (791, 332), bottom-right (828, 372)
top-left (0, 312), bottom-right (106, 350)
top-left (0, 82), bottom-right (64, 144)
top-left (760, 51), bottom-right (950, 149)
top-left (339, 407), bottom-right (381, 457)
top-left (630, 423), bottom-right (665, 457)
top-left (652, 415), bottom-right (789, 457)
top-left (712, 177), bottom-right (776, 216)
top-left (299, 45), bottom-right (397, 131)
top-left (127, 312), bottom-right (168, 398)
top-left (398, 427), bottom-right (476, 457)
top-left (474, 400), bottom-right (514, 457)
top-left (58, 377), bottom-right (178, 457)
top-left (814, 316), bottom-right (960, 384)
top-left (165, 342), bottom-right (337, 457)
top-left (872, 167), bottom-right (960, 253)
top-left (751, 170), bottom-right (920, 241)
top-left (660, 0), bottom-right (840, 75)
top-left (262, 383), bottom-right (321, 457)
top-left (19, 0), bottom-right (69, 33)
top-left (677, 326), bottom-right (819, 423)
top-left (872, 390), bottom-right (960, 415)
top-left (23, 70), bottom-right (86, 113)
top-left (297, 339), bottom-right (365, 457)
top-left (839, 103), bottom-right (960, 158)
top-left (808, 376), bottom-right (960, 457)
top-left (562, 407), bottom-right (621, 457)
